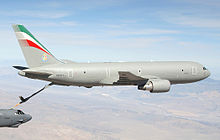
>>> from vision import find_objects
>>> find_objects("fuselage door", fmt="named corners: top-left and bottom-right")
top-left (106, 68), bottom-right (110, 78)
top-left (68, 70), bottom-right (73, 78)
top-left (192, 67), bottom-right (197, 75)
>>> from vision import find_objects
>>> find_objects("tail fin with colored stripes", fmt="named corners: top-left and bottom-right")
top-left (12, 24), bottom-right (61, 68)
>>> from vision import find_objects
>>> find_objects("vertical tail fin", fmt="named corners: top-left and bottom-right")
top-left (12, 24), bottom-right (61, 68)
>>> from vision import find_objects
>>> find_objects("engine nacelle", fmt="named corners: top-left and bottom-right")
top-left (138, 79), bottom-right (171, 93)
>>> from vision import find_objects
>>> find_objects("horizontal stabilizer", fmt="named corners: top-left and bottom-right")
top-left (18, 70), bottom-right (52, 80)
top-left (13, 66), bottom-right (29, 70)
top-left (24, 71), bottom-right (52, 77)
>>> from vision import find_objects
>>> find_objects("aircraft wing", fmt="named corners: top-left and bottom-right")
top-left (113, 71), bottom-right (148, 85)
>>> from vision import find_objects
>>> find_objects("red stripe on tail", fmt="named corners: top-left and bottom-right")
top-left (25, 40), bottom-right (51, 55)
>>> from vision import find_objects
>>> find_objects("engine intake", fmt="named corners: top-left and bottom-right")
top-left (138, 79), bottom-right (171, 93)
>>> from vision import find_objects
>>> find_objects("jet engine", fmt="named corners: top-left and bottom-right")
top-left (138, 79), bottom-right (171, 93)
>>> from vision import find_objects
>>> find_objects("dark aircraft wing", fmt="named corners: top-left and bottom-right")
top-left (114, 71), bottom-right (148, 85)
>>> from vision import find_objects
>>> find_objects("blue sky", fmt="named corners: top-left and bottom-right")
top-left (0, 0), bottom-right (219, 79)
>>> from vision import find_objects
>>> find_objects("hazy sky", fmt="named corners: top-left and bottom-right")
top-left (0, 0), bottom-right (219, 79)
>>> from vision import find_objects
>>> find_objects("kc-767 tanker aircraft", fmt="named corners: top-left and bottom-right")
top-left (12, 24), bottom-right (210, 93)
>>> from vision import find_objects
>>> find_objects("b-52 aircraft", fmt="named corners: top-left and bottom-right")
top-left (12, 24), bottom-right (210, 94)
top-left (0, 109), bottom-right (32, 128)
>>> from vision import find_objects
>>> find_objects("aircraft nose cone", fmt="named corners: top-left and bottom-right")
top-left (207, 70), bottom-right (211, 77)
top-left (205, 70), bottom-right (211, 78)
top-left (24, 114), bottom-right (32, 122)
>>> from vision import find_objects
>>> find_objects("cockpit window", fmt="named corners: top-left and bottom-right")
top-left (15, 110), bottom-right (24, 115)
top-left (203, 67), bottom-right (207, 70)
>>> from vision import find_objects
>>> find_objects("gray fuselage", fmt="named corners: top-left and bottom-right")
top-left (20, 61), bottom-right (210, 89)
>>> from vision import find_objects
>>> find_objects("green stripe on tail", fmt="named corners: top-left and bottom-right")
top-left (12, 24), bottom-right (61, 68)
top-left (14, 24), bottom-right (53, 56)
